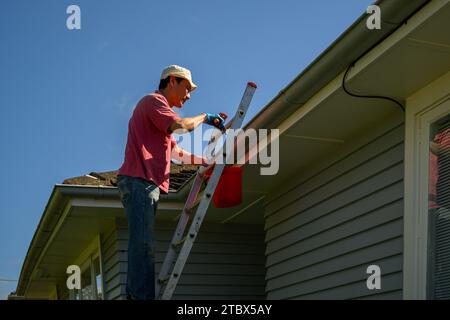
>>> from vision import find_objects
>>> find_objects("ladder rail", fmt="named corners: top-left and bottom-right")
top-left (155, 172), bottom-right (203, 297)
top-left (161, 163), bottom-right (225, 299)
top-left (155, 112), bottom-right (226, 298)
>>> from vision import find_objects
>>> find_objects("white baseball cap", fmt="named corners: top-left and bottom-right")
top-left (160, 64), bottom-right (197, 91)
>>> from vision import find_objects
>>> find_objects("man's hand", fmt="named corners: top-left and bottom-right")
top-left (204, 113), bottom-right (227, 130)
top-left (201, 157), bottom-right (210, 167)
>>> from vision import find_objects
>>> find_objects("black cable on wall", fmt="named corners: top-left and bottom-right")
top-left (341, 0), bottom-right (432, 113)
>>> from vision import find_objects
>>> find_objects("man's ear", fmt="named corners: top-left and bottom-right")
top-left (169, 76), bottom-right (176, 88)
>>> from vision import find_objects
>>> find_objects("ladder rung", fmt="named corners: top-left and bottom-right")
top-left (171, 232), bottom-right (196, 249)
top-left (187, 196), bottom-right (202, 211)
top-left (158, 277), bottom-right (169, 284)
top-left (172, 236), bottom-right (187, 248)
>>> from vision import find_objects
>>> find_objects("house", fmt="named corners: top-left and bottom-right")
top-left (13, 163), bottom-right (266, 300)
top-left (14, 0), bottom-right (450, 299)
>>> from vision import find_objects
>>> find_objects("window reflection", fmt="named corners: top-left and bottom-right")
top-left (428, 115), bottom-right (450, 300)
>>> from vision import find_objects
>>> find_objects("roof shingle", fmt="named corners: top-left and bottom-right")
top-left (62, 163), bottom-right (199, 193)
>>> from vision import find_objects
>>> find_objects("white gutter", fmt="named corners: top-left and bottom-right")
top-left (244, 0), bottom-right (430, 132)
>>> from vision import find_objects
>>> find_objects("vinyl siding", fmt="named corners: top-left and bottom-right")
top-left (102, 218), bottom-right (266, 300)
top-left (264, 115), bottom-right (405, 299)
top-left (102, 224), bottom-right (127, 300)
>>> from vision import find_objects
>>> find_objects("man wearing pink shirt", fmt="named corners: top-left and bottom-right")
top-left (117, 65), bottom-right (225, 300)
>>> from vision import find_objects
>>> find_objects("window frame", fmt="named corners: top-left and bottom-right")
top-left (404, 75), bottom-right (450, 299)
top-left (68, 235), bottom-right (104, 300)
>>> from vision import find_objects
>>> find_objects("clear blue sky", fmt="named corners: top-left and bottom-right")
top-left (0, 0), bottom-right (373, 299)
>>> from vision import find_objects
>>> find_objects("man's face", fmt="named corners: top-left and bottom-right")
top-left (169, 77), bottom-right (192, 108)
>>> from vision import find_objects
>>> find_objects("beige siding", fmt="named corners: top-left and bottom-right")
top-left (102, 218), bottom-right (266, 300)
top-left (264, 115), bottom-right (405, 299)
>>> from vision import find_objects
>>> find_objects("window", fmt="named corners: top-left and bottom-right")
top-left (81, 262), bottom-right (94, 300)
top-left (404, 72), bottom-right (450, 299)
top-left (68, 237), bottom-right (104, 300)
top-left (79, 254), bottom-right (103, 300)
top-left (93, 256), bottom-right (103, 300)
top-left (427, 115), bottom-right (450, 299)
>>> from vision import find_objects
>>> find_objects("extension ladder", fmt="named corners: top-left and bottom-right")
top-left (155, 82), bottom-right (257, 300)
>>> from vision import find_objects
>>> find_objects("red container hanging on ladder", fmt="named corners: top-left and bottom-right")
top-left (204, 166), bottom-right (243, 208)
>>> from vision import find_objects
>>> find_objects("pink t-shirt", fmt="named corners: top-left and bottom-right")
top-left (118, 92), bottom-right (179, 193)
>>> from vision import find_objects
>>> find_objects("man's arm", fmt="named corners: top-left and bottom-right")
top-left (169, 114), bottom-right (206, 133)
top-left (169, 112), bottom-right (228, 133)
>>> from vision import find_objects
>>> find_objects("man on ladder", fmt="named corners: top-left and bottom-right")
top-left (117, 64), bottom-right (226, 300)
top-left (156, 81), bottom-right (256, 300)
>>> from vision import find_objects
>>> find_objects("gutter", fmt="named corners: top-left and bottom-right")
top-left (55, 183), bottom-right (190, 201)
top-left (16, 181), bottom-right (189, 295)
top-left (244, 0), bottom-right (431, 131)
top-left (16, 186), bottom-right (67, 295)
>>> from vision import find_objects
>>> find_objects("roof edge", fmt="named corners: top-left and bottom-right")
top-left (16, 181), bottom-right (191, 295)
top-left (16, 186), bottom-right (68, 295)
top-left (244, 0), bottom-right (431, 131)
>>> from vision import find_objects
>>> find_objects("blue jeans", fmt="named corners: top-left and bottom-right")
top-left (117, 175), bottom-right (160, 300)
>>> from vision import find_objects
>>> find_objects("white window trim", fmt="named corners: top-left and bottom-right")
top-left (79, 252), bottom-right (99, 300)
top-left (68, 235), bottom-right (104, 300)
top-left (404, 71), bottom-right (450, 299)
